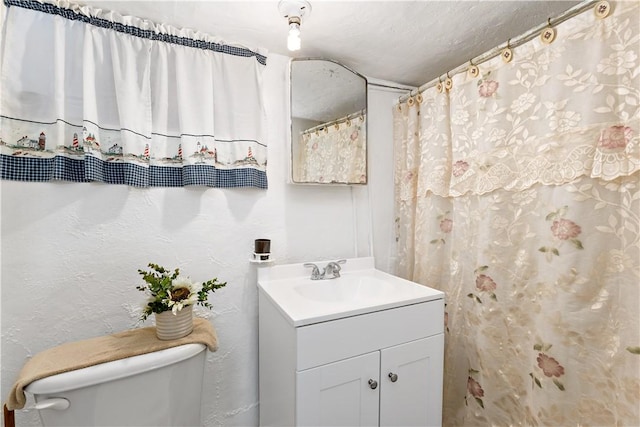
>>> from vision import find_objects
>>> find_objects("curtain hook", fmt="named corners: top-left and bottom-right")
top-left (541, 17), bottom-right (557, 44)
top-left (594, 0), bottom-right (611, 19)
top-left (436, 76), bottom-right (444, 93)
top-left (468, 59), bottom-right (479, 78)
top-left (501, 38), bottom-right (513, 63)
top-left (445, 71), bottom-right (453, 91)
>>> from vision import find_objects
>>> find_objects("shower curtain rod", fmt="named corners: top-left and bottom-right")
top-left (397, 0), bottom-right (597, 104)
top-left (302, 108), bottom-right (367, 135)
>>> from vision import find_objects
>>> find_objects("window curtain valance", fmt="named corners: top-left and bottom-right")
top-left (0, 0), bottom-right (268, 188)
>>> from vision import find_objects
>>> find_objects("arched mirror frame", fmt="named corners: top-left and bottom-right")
top-left (288, 57), bottom-right (368, 185)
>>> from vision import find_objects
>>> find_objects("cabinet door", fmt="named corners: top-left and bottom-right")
top-left (296, 351), bottom-right (380, 427)
top-left (380, 335), bottom-right (444, 427)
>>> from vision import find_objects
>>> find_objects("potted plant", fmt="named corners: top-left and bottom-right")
top-left (136, 263), bottom-right (226, 340)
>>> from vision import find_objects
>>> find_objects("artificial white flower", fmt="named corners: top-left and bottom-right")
top-left (172, 276), bottom-right (194, 290)
top-left (167, 276), bottom-right (199, 314)
top-left (136, 263), bottom-right (227, 321)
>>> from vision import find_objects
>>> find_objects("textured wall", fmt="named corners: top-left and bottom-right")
top-left (0, 54), bottom-right (384, 426)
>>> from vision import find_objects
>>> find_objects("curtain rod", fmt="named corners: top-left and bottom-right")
top-left (398, 0), bottom-right (597, 104)
top-left (302, 109), bottom-right (367, 135)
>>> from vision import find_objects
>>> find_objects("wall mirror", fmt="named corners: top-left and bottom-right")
top-left (289, 58), bottom-right (367, 185)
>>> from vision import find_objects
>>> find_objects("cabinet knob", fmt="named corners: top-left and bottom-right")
top-left (388, 372), bottom-right (398, 382)
top-left (368, 379), bottom-right (378, 390)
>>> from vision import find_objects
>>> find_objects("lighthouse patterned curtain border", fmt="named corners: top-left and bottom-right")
top-left (0, 0), bottom-right (268, 188)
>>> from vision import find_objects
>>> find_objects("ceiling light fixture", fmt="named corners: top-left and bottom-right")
top-left (278, 0), bottom-right (311, 52)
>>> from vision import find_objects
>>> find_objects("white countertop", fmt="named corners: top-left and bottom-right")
top-left (257, 257), bottom-right (444, 327)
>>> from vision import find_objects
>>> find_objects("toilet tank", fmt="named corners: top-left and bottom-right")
top-left (24, 343), bottom-right (207, 427)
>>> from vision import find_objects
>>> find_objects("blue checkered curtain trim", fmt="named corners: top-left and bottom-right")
top-left (1, 155), bottom-right (268, 188)
top-left (1, 155), bottom-right (55, 181)
top-left (3, 0), bottom-right (267, 65)
top-left (182, 165), bottom-right (268, 188)
top-left (150, 166), bottom-right (183, 187)
top-left (53, 156), bottom-right (88, 182)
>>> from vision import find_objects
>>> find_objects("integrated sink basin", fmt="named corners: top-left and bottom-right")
top-left (294, 274), bottom-right (398, 303)
top-left (257, 257), bottom-right (444, 326)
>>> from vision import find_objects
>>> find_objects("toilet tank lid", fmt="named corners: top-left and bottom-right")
top-left (25, 343), bottom-right (206, 395)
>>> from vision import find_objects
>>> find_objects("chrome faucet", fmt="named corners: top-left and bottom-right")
top-left (323, 259), bottom-right (346, 279)
top-left (303, 263), bottom-right (323, 280)
top-left (304, 260), bottom-right (347, 280)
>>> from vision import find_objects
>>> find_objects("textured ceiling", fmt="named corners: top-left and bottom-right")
top-left (82, 0), bottom-right (581, 87)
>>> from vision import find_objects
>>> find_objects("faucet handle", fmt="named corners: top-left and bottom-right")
top-left (303, 263), bottom-right (322, 280)
top-left (324, 260), bottom-right (346, 279)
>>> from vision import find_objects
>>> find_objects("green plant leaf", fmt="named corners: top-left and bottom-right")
top-left (553, 379), bottom-right (565, 391)
top-left (467, 293), bottom-right (475, 299)
top-left (469, 368), bottom-right (479, 374)
top-left (538, 247), bottom-right (548, 253)
top-left (626, 346), bottom-right (640, 354)
top-left (545, 212), bottom-right (556, 221)
top-left (475, 296), bottom-right (483, 304)
top-left (475, 398), bottom-right (484, 409)
top-left (533, 344), bottom-right (543, 351)
top-left (490, 293), bottom-right (497, 301)
top-left (137, 263), bottom-right (226, 322)
top-left (551, 248), bottom-right (560, 256)
top-left (571, 239), bottom-right (584, 249)
top-left (430, 239), bottom-right (440, 244)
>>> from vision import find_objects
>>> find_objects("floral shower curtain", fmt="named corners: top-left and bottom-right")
top-left (297, 114), bottom-right (366, 184)
top-left (393, 2), bottom-right (639, 425)
top-left (0, 0), bottom-right (267, 188)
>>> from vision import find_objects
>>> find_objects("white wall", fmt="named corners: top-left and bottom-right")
top-left (0, 53), bottom-right (394, 426)
top-left (0, 54), bottom-right (406, 427)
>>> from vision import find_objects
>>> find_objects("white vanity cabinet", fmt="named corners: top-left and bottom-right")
top-left (296, 334), bottom-right (443, 427)
top-left (258, 259), bottom-right (444, 427)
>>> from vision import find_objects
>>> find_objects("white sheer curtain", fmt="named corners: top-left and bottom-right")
top-left (394, 2), bottom-right (639, 425)
top-left (0, 0), bottom-right (267, 188)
